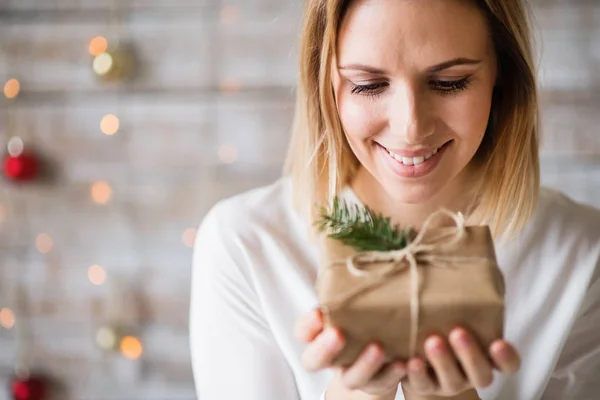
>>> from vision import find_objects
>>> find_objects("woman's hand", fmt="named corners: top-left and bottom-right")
top-left (295, 308), bottom-right (522, 399)
top-left (401, 328), bottom-right (521, 398)
top-left (295, 308), bottom-right (406, 396)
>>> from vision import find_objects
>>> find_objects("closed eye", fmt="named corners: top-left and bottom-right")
top-left (350, 82), bottom-right (388, 97)
top-left (429, 76), bottom-right (471, 95)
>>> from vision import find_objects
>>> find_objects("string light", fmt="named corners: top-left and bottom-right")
top-left (35, 234), bottom-right (54, 254)
top-left (100, 114), bottom-right (119, 136)
top-left (120, 336), bottom-right (143, 360)
top-left (89, 36), bottom-right (108, 56)
top-left (218, 144), bottom-right (238, 164)
top-left (88, 265), bottom-right (106, 286)
top-left (3, 78), bottom-right (20, 99)
top-left (91, 181), bottom-right (112, 204)
top-left (182, 228), bottom-right (197, 248)
top-left (0, 307), bottom-right (15, 329)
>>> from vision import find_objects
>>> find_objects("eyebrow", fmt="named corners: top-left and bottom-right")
top-left (339, 57), bottom-right (482, 74)
top-left (428, 58), bottom-right (482, 72)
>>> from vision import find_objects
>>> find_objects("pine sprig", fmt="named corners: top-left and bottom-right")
top-left (316, 196), bottom-right (415, 252)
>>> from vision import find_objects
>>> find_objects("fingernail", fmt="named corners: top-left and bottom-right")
top-left (409, 359), bottom-right (423, 373)
top-left (493, 341), bottom-right (513, 362)
top-left (491, 340), bottom-right (519, 372)
top-left (490, 340), bottom-right (505, 356)
top-left (451, 329), bottom-right (470, 348)
top-left (426, 337), bottom-right (444, 356)
top-left (366, 345), bottom-right (382, 362)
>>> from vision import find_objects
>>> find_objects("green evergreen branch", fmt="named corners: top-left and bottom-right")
top-left (316, 196), bottom-right (415, 252)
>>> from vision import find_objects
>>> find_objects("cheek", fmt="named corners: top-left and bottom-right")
top-left (337, 95), bottom-right (384, 144)
top-left (442, 89), bottom-right (492, 146)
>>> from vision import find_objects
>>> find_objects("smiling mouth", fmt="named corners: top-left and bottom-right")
top-left (379, 141), bottom-right (451, 166)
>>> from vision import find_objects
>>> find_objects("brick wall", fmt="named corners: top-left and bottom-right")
top-left (0, 1), bottom-right (598, 399)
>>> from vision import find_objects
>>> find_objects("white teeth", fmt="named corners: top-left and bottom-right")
top-left (386, 146), bottom-right (442, 166)
top-left (413, 156), bottom-right (425, 166)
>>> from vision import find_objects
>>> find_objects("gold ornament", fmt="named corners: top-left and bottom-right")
top-left (92, 45), bottom-right (136, 82)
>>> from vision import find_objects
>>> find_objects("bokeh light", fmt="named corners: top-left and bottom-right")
top-left (36, 234), bottom-right (54, 254)
top-left (88, 265), bottom-right (107, 286)
top-left (91, 181), bottom-right (112, 204)
top-left (100, 114), bottom-right (120, 135)
top-left (96, 326), bottom-right (119, 350)
top-left (3, 79), bottom-right (20, 99)
top-left (93, 52), bottom-right (114, 76)
top-left (7, 137), bottom-right (24, 157)
top-left (120, 336), bottom-right (143, 360)
top-left (0, 308), bottom-right (15, 329)
top-left (89, 36), bottom-right (108, 56)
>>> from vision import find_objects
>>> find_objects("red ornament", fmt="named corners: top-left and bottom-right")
top-left (2, 137), bottom-right (38, 182)
top-left (10, 375), bottom-right (47, 400)
top-left (3, 152), bottom-right (39, 182)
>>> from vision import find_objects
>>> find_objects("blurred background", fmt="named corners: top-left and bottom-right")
top-left (0, 0), bottom-right (598, 399)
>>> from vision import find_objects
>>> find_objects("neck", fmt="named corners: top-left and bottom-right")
top-left (351, 167), bottom-right (477, 230)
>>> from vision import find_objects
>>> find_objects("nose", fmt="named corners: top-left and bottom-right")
top-left (388, 84), bottom-right (435, 145)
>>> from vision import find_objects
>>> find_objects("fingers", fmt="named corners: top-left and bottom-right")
top-left (301, 327), bottom-right (345, 372)
top-left (448, 328), bottom-right (493, 389)
top-left (363, 361), bottom-right (407, 393)
top-left (294, 308), bottom-right (324, 343)
top-left (425, 335), bottom-right (469, 394)
top-left (405, 358), bottom-right (437, 393)
top-left (489, 339), bottom-right (521, 374)
top-left (339, 344), bottom-right (388, 390)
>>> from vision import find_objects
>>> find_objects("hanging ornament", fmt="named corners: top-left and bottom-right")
top-left (90, 2), bottom-right (137, 83)
top-left (7, 286), bottom-right (50, 400)
top-left (92, 45), bottom-right (137, 82)
top-left (3, 137), bottom-right (39, 182)
top-left (10, 372), bottom-right (47, 400)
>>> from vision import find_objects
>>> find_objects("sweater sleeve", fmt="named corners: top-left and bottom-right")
top-left (542, 256), bottom-right (600, 399)
top-left (189, 204), bottom-right (301, 400)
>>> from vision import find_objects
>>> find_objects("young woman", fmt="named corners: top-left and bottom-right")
top-left (189, 0), bottom-right (600, 399)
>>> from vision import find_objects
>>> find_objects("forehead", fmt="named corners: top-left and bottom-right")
top-left (337, 0), bottom-right (492, 66)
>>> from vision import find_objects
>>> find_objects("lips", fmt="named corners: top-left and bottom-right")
top-left (377, 140), bottom-right (452, 179)
top-left (378, 141), bottom-right (451, 166)
top-left (383, 146), bottom-right (441, 166)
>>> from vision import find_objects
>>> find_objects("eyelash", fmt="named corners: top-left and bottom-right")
top-left (350, 76), bottom-right (472, 98)
top-left (432, 77), bottom-right (472, 96)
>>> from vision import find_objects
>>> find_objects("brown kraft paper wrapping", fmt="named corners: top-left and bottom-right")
top-left (316, 210), bottom-right (505, 367)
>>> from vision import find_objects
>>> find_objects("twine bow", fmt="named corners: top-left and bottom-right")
top-left (322, 208), bottom-right (482, 357)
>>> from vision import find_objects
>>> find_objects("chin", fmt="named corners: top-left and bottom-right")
top-left (380, 180), bottom-right (444, 205)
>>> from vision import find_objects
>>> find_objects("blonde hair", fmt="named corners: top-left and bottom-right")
top-left (283, 0), bottom-right (540, 240)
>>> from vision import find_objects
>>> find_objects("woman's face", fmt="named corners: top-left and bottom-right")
top-left (332, 0), bottom-right (497, 204)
